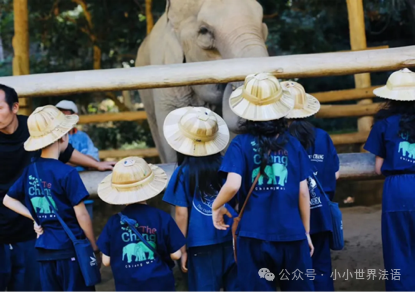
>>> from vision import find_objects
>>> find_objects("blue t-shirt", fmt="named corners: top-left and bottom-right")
top-left (97, 204), bottom-right (186, 291)
top-left (364, 114), bottom-right (415, 176)
top-left (69, 130), bottom-right (99, 172)
top-left (306, 128), bottom-right (339, 201)
top-left (219, 133), bottom-right (311, 242)
top-left (7, 158), bottom-right (89, 252)
top-left (163, 164), bottom-right (237, 248)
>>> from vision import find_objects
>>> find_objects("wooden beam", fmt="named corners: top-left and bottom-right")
top-left (316, 103), bottom-right (383, 118)
top-left (336, 45), bottom-right (389, 53)
top-left (78, 111), bottom-right (147, 124)
top-left (330, 131), bottom-right (370, 145)
top-left (0, 46), bottom-right (414, 98)
top-left (80, 153), bottom-right (381, 196)
top-left (346, 0), bottom-right (374, 134)
top-left (99, 148), bottom-right (158, 159)
top-left (312, 86), bottom-right (380, 103)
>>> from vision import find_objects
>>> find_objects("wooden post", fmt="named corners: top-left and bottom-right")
top-left (346, 0), bottom-right (373, 143)
top-left (12, 0), bottom-right (31, 115)
top-left (145, 0), bottom-right (154, 35)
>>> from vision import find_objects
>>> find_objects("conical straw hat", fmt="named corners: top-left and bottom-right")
top-left (229, 73), bottom-right (294, 121)
top-left (98, 157), bottom-right (168, 205)
top-left (373, 68), bottom-right (415, 101)
top-left (163, 107), bottom-right (229, 157)
top-left (282, 81), bottom-right (320, 119)
top-left (24, 105), bottom-right (79, 151)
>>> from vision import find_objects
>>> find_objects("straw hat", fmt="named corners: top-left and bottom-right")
top-left (98, 157), bottom-right (168, 205)
top-left (163, 107), bottom-right (229, 156)
top-left (229, 73), bottom-right (294, 121)
top-left (373, 68), bottom-right (415, 101)
top-left (24, 105), bottom-right (79, 151)
top-left (282, 81), bottom-right (321, 119)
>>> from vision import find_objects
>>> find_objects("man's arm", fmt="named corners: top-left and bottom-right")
top-left (69, 149), bottom-right (115, 171)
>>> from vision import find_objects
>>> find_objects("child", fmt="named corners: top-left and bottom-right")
top-left (284, 81), bottom-right (338, 291)
top-left (212, 73), bottom-right (314, 291)
top-left (96, 156), bottom-right (186, 291)
top-left (3, 105), bottom-right (99, 291)
top-left (162, 107), bottom-right (238, 291)
top-left (364, 68), bottom-right (415, 291)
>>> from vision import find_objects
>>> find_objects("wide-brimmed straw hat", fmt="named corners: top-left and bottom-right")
top-left (163, 107), bottom-right (229, 157)
top-left (282, 81), bottom-right (321, 119)
top-left (373, 68), bottom-right (415, 101)
top-left (98, 157), bottom-right (168, 205)
top-left (24, 105), bottom-right (79, 151)
top-left (229, 73), bottom-right (294, 121)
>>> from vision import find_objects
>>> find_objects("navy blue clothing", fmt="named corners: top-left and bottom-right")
top-left (8, 158), bottom-right (89, 253)
top-left (220, 133), bottom-right (312, 242)
top-left (0, 239), bottom-right (41, 291)
top-left (0, 115), bottom-right (74, 245)
top-left (307, 175), bottom-right (332, 235)
top-left (163, 164), bottom-right (236, 248)
top-left (311, 232), bottom-right (333, 291)
top-left (237, 237), bottom-right (314, 291)
top-left (364, 114), bottom-right (415, 291)
top-left (187, 242), bottom-right (238, 291)
top-left (306, 128), bottom-right (339, 201)
top-left (39, 258), bottom-right (95, 291)
top-left (97, 204), bottom-right (186, 291)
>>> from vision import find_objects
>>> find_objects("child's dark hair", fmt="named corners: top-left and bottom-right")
top-left (375, 100), bottom-right (415, 142)
top-left (288, 120), bottom-right (315, 150)
top-left (240, 118), bottom-right (288, 176)
top-left (0, 84), bottom-right (19, 111)
top-left (174, 152), bottom-right (222, 196)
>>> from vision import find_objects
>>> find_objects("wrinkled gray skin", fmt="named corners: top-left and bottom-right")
top-left (136, 0), bottom-right (269, 163)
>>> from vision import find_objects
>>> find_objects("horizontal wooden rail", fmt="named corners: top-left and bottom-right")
top-left (0, 46), bottom-right (414, 98)
top-left (99, 148), bottom-right (158, 159)
top-left (312, 86), bottom-right (380, 103)
top-left (80, 153), bottom-right (381, 196)
top-left (79, 111), bottom-right (147, 124)
top-left (330, 131), bottom-right (369, 145)
top-left (317, 103), bottom-right (383, 118)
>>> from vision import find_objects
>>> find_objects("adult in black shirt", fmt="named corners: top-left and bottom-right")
top-left (0, 84), bottom-right (115, 291)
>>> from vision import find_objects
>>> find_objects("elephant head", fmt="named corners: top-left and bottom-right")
top-left (136, 0), bottom-right (269, 163)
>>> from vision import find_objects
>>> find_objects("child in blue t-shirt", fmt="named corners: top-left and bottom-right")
top-left (162, 107), bottom-right (238, 291)
top-left (364, 68), bottom-right (415, 291)
top-left (284, 81), bottom-right (339, 291)
top-left (3, 105), bottom-right (99, 291)
top-left (212, 73), bottom-right (314, 291)
top-left (96, 156), bottom-right (186, 291)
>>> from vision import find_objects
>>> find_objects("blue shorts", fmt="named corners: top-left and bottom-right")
top-left (39, 258), bottom-right (95, 291)
top-left (187, 241), bottom-right (238, 291)
top-left (311, 232), bottom-right (333, 291)
top-left (237, 237), bottom-right (314, 291)
top-left (0, 238), bottom-right (40, 291)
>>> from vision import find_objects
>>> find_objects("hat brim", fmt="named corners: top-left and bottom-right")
top-left (285, 94), bottom-right (321, 119)
top-left (97, 164), bottom-right (168, 205)
top-left (24, 115), bottom-right (79, 151)
top-left (229, 86), bottom-right (295, 121)
top-left (163, 107), bottom-right (230, 157)
top-left (373, 86), bottom-right (415, 101)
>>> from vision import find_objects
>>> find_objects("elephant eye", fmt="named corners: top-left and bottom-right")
top-left (199, 27), bottom-right (209, 35)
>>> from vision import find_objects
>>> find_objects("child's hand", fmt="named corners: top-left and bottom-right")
top-left (34, 222), bottom-right (43, 237)
top-left (212, 205), bottom-right (232, 230)
top-left (180, 251), bottom-right (188, 273)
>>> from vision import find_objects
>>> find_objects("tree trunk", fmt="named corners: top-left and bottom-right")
top-left (0, 36), bottom-right (4, 62)
top-left (145, 0), bottom-right (154, 35)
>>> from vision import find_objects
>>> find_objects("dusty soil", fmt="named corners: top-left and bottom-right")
top-left (93, 202), bottom-right (386, 291)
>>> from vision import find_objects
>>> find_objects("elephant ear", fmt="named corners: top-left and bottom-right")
top-left (262, 23), bottom-right (268, 41)
top-left (163, 20), bottom-right (185, 65)
top-left (165, 0), bottom-right (202, 30)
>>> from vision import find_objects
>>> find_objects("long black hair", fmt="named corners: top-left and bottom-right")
top-left (288, 120), bottom-right (315, 150)
top-left (375, 100), bottom-right (415, 142)
top-left (174, 152), bottom-right (223, 196)
top-left (240, 118), bottom-right (288, 176)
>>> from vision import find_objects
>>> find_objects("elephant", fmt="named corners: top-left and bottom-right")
top-left (252, 165), bottom-right (277, 186)
top-left (399, 141), bottom-right (415, 158)
top-left (122, 241), bottom-right (156, 263)
top-left (252, 163), bottom-right (288, 187)
top-left (271, 163), bottom-right (288, 187)
top-left (136, 0), bottom-right (269, 163)
top-left (30, 196), bottom-right (57, 214)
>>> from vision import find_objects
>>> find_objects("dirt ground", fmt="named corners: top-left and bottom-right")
top-left (93, 203), bottom-right (386, 291)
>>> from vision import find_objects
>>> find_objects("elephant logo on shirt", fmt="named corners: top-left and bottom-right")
top-left (399, 141), bottom-right (415, 158)
top-left (252, 163), bottom-right (288, 187)
top-left (122, 241), bottom-right (156, 263)
top-left (30, 196), bottom-right (57, 214)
